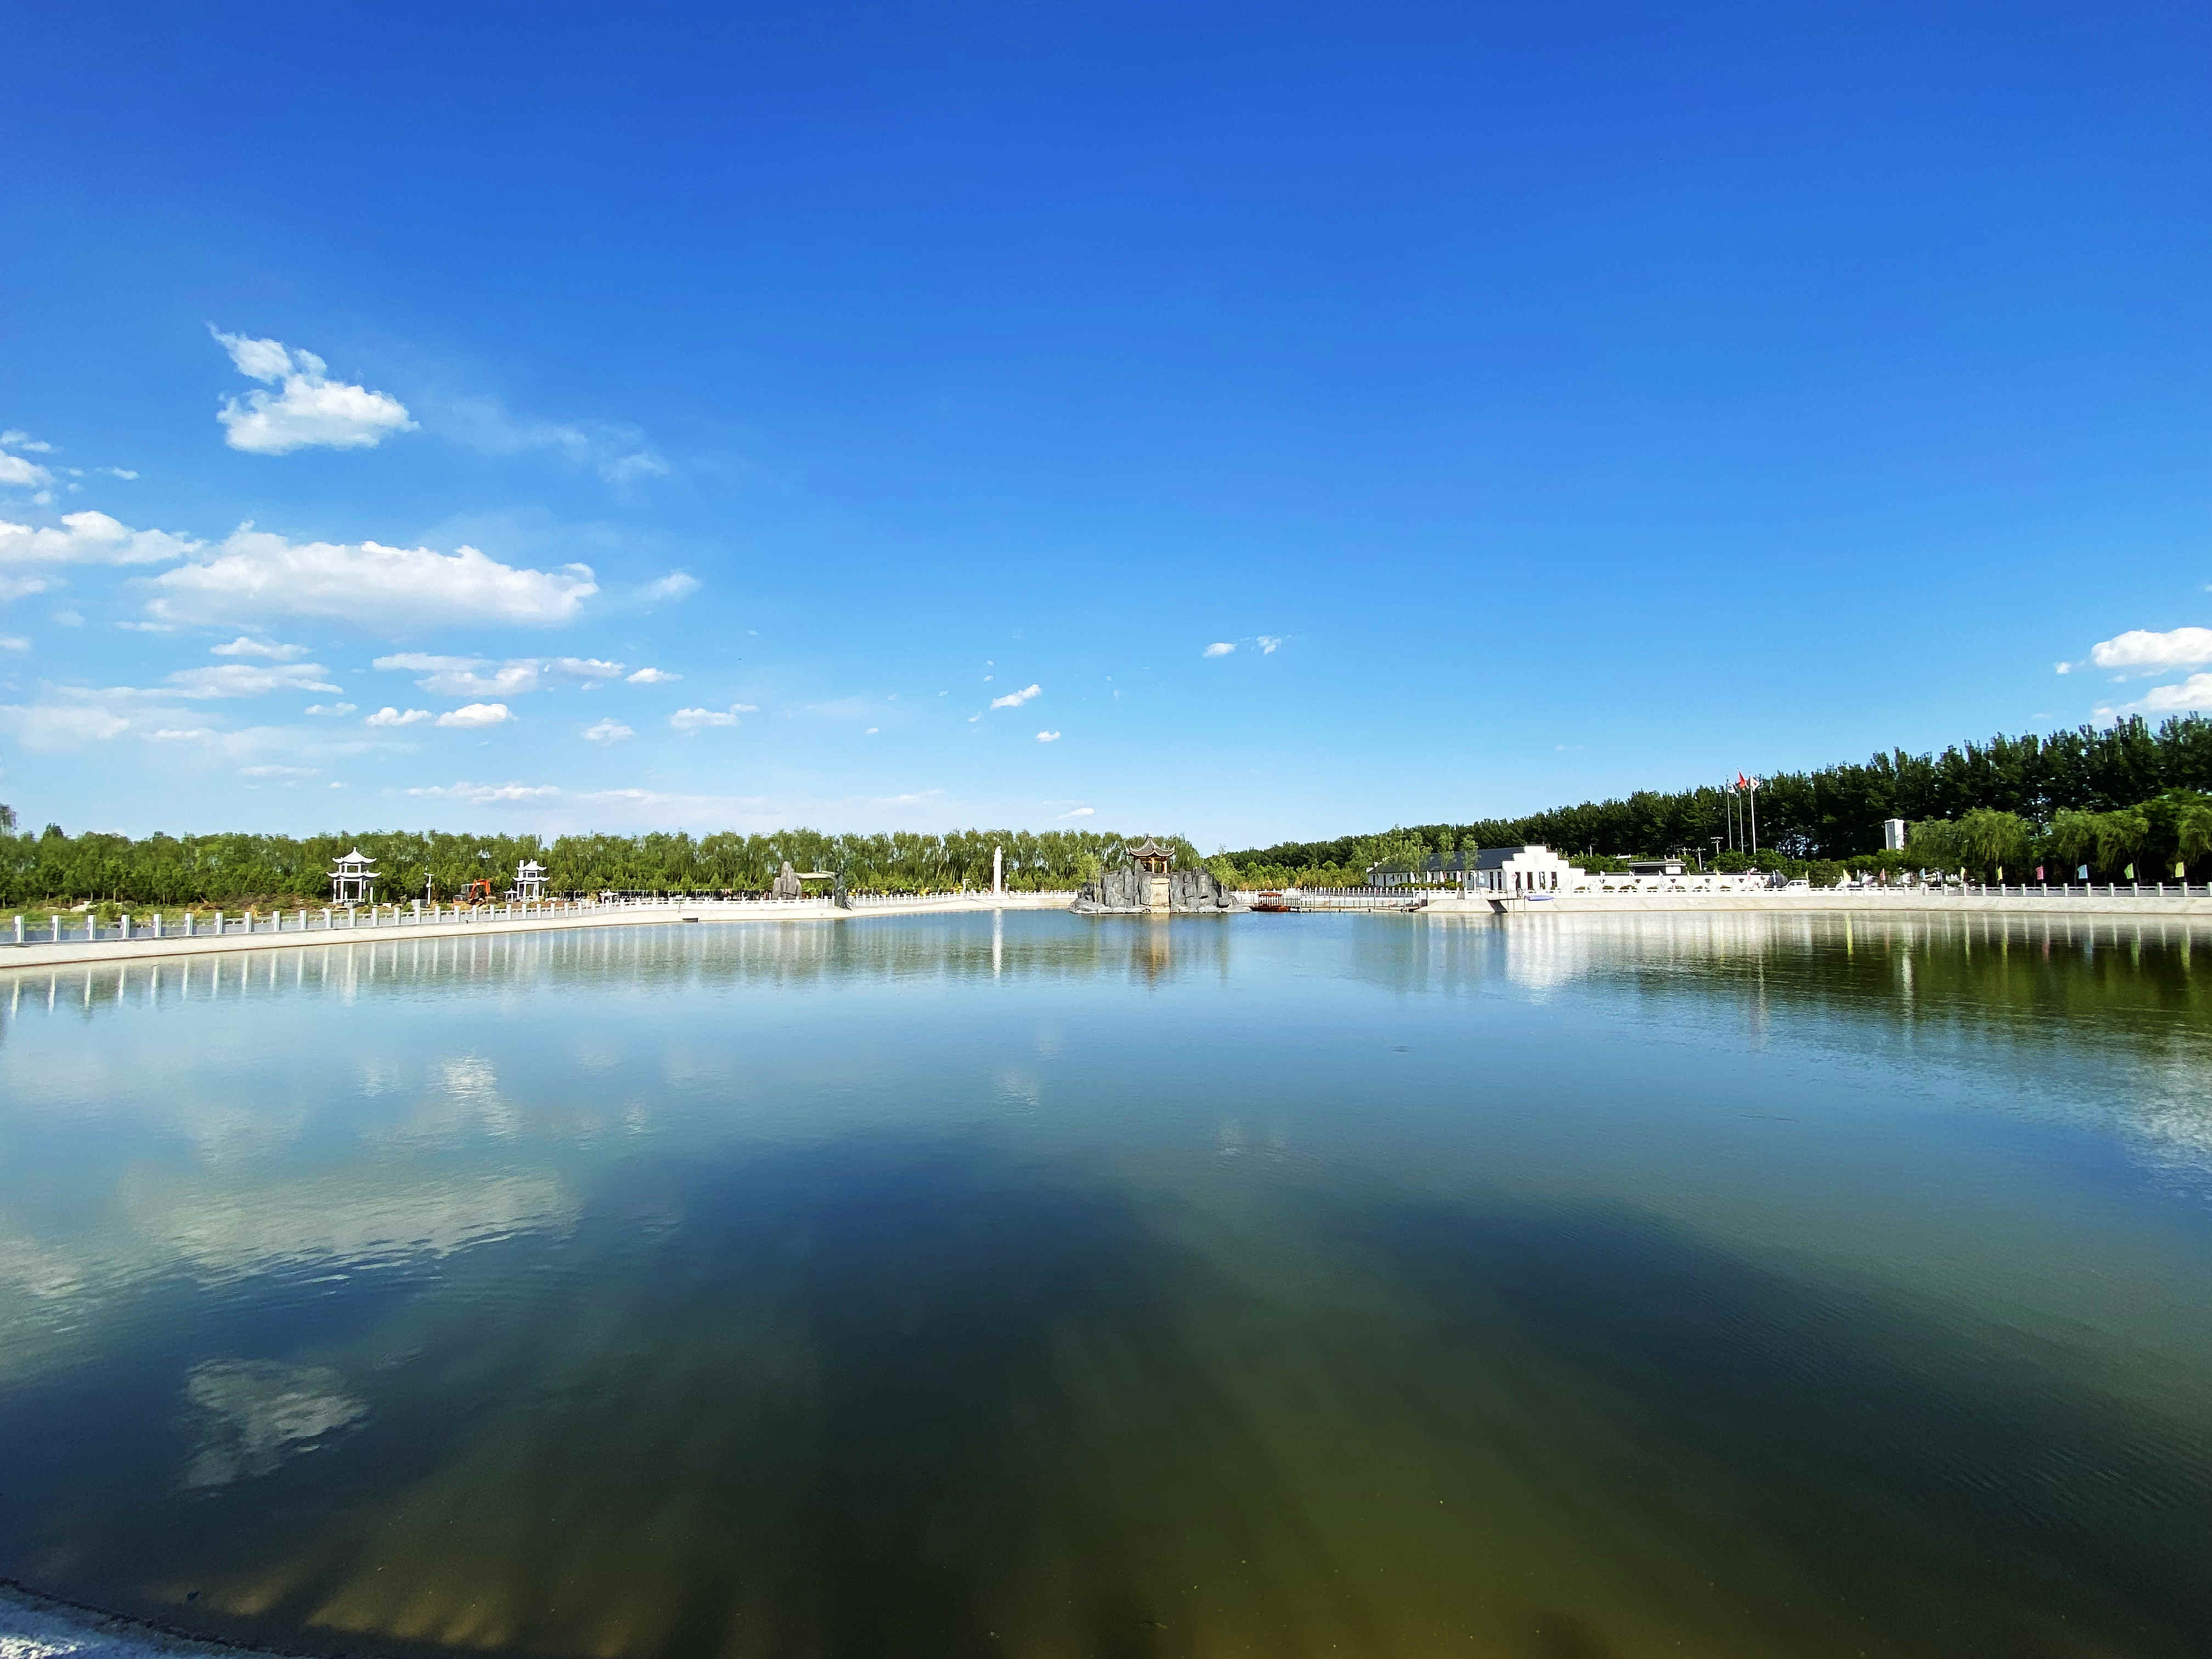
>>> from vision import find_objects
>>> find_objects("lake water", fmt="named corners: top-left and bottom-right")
top-left (3, 910), bottom-right (2211, 1658)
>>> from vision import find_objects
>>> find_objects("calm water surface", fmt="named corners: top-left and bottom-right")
top-left (3, 910), bottom-right (2211, 1658)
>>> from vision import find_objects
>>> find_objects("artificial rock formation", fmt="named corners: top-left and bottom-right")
top-left (1073, 861), bottom-right (1245, 914)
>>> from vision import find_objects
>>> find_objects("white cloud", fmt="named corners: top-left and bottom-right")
top-left (1202, 642), bottom-right (1235, 658)
top-left (373, 652), bottom-right (481, 673)
top-left (2075, 628), bottom-right (2212, 677)
top-left (0, 431), bottom-right (55, 453)
top-left (0, 450), bottom-right (54, 492)
top-left (436, 702), bottom-right (511, 729)
top-left (240, 763), bottom-right (319, 779)
top-left (2124, 675), bottom-right (2212, 713)
top-left (989, 683), bottom-right (1041, 709)
top-left (149, 726), bottom-right (216, 743)
top-left (0, 634), bottom-right (27, 650)
top-left (0, 510), bottom-right (201, 567)
top-left (0, 702), bottom-right (131, 750)
top-left (405, 781), bottom-right (561, 804)
top-left (582, 718), bottom-right (634, 743)
top-left (732, 702), bottom-right (760, 713)
top-left (365, 706), bottom-right (432, 727)
top-left (1257, 635), bottom-right (1283, 653)
top-left (303, 702), bottom-right (357, 716)
top-left (670, 706), bottom-right (740, 730)
top-left (368, 653), bottom-right (622, 697)
top-left (864, 725), bottom-right (879, 735)
top-left (1035, 730), bottom-right (1060, 742)
top-left (148, 528), bottom-right (596, 629)
top-left (165, 662), bottom-right (341, 698)
top-left (640, 572), bottom-right (698, 602)
top-left (552, 656), bottom-right (624, 680)
top-left (211, 635), bottom-right (307, 659)
top-left (422, 662), bottom-right (540, 697)
top-left (1058, 805), bottom-right (1095, 819)
top-left (626, 667), bottom-right (680, 684)
top-left (52, 609), bottom-right (83, 626)
top-left (211, 329), bottom-right (415, 454)
top-left (0, 574), bottom-right (53, 602)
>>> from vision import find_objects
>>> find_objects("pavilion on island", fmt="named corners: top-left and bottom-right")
top-left (330, 849), bottom-right (377, 906)
top-left (1127, 838), bottom-right (1173, 875)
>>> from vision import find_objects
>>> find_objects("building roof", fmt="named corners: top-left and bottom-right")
top-left (331, 848), bottom-right (375, 866)
top-left (1126, 838), bottom-right (1170, 859)
top-left (518, 860), bottom-right (545, 873)
top-left (1472, 844), bottom-right (1550, 870)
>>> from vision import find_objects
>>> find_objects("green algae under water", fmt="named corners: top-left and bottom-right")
top-left (2, 909), bottom-right (2210, 1658)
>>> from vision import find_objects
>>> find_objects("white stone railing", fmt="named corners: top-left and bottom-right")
top-left (5, 888), bottom-right (1086, 947)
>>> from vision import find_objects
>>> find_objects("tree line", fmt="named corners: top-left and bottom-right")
top-left (1220, 715), bottom-right (2212, 886)
top-left (0, 822), bottom-right (1201, 907)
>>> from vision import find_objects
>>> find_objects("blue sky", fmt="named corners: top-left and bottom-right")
top-left (2, 2), bottom-right (2206, 847)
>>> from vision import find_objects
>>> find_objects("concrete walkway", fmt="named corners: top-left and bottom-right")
top-left (1419, 890), bottom-right (2212, 917)
top-left (0, 892), bottom-right (1077, 973)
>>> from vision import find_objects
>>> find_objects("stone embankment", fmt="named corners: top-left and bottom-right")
top-left (0, 891), bottom-right (1077, 972)
top-left (1419, 890), bottom-right (2212, 917)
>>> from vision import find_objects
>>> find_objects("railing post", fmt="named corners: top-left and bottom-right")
top-left (12, 915), bottom-right (21, 945)
top-left (214, 910), bottom-right (224, 936)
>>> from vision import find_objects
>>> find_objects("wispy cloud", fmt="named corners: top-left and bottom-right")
top-left (582, 717), bottom-right (634, 743)
top-left (989, 682), bottom-right (1041, 709)
top-left (211, 329), bottom-right (416, 454)
top-left (1256, 635), bottom-right (1283, 654)
top-left (626, 667), bottom-right (680, 684)
top-left (304, 702), bottom-right (357, 716)
top-left (405, 780), bottom-right (559, 804)
top-left (1201, 642), bottom-right (1235, 658)
top-left (365, 706), bottom-right (432, 727)
top-left (164, 662), bottom-right (341, 699)
top-left (1035, 730), bottom-right (1060, 742)
top-left (1058, 805), bottom-right (1094, 819)
top-left (211, 635), bottom-right (307, 659)
top-left (670, 704), bottom-right (747, 730)
top-left (429, 394), bottom-right (666, 488)
top-left (639, 572), bottom-right (698, 602)
top-left (436, 702), bottom-right (511, 729)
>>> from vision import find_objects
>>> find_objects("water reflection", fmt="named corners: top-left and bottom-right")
top-left (0, 911), bottom-right (2209, 1657)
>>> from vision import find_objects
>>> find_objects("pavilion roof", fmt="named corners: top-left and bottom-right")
top-left (1126, 837), bottom-right (1170, 858)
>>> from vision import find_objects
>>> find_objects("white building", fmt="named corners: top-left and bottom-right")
top-left (1883, 817), bottom-right (1908, 851)
top-left (1470, 845), bottom-right (1582, 895)
top-left (514, 859), bottom-right (549, 901)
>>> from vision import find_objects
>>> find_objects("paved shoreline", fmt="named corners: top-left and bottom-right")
top-left (1418, 890), bottom-right (2212, 917)
top-left (0, 892), bottom-right (1075, 972)
top-left (8, 885), bottom-right (2210, 974)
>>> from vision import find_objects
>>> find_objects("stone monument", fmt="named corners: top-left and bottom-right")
top-left (770, 860), bottom-right (804, 899)
top-left (1073, 838), bottom-right (1244, 915)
